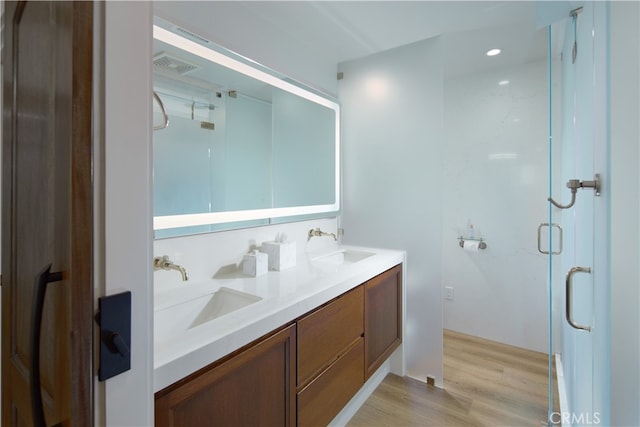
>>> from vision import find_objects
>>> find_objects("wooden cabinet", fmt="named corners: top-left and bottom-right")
top-left (296, 286), bottom-right (364, 427)
top-left (155, 324), bottom-right (296, 427)
top-left (154, 263), bottom-right (403, 427)
top-left (364, 264), bottom-right (403, 379)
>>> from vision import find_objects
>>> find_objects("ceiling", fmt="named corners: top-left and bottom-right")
top-left (155, 1), bottom-right (553, 80)
top-left (235, 1), bottom-right (546, 73)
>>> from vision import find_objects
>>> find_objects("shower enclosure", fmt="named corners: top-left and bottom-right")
top-left (442, 2), bottom-right (611, 425)
top-left (547, 3), bottom-right (610, 425)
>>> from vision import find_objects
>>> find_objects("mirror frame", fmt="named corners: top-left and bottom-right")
top-left (152, 24), bottom-right (341, 232)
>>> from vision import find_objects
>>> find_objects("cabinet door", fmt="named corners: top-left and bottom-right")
top-left (364, 264), bottom-right (402, 379)
top-left (155, 324), bottom-right (296, 427)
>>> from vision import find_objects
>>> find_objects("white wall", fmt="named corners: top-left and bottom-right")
top-left (338, 38), bottom-right (444, 385)
top-left (441, 60), bottom-right (560, 353)
top-left (610, 2), bottom-right (640, 425)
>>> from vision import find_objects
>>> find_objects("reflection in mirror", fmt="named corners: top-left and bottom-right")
top-left (152, 23), bottom-right (340, 238)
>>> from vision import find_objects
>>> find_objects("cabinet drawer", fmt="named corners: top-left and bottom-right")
top-left (297, 286), bottom-right (364, 387)
top-left (297, 338), bottom-right (364, 427)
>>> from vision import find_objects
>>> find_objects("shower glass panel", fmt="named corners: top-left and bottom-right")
top-left (153, 91), bottom-right (222, 237)
top-left (551, 2), bottom-right (610, 425)
top-left (152, 86), bottom-right (272, 238)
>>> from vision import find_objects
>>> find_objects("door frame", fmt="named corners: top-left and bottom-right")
top-left (98, 2), bottom-right (155, 425)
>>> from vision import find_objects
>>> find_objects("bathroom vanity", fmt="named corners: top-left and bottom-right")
top-left (153, 247), bottom-right (404, 426)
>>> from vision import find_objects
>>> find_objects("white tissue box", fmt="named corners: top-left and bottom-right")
top-left (243, 250), bottom-right (268, 277)
top-left (260, 241), bottom-right (296, 271)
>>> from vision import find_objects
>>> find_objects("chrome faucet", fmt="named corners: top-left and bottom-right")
top-left (153, 255), bottom-right (189, 281)
top-left (308, 227), bottom-right (337, 241)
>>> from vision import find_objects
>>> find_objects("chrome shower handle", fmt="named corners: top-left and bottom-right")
top-left (548, 174), bottom-right (601, 209)
top-left (537, 223), bottom-right (563, 255)
top-left (565, 266), bottom-right (592, 332)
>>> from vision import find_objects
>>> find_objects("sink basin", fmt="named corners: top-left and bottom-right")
top-left (312, 249), bottom-right (375, 266)
top-left (189, 287), bottom-right (262, 329)
top-left (155, 287), bottom-right (261, 343)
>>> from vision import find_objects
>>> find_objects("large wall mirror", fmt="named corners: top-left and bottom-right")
top-left (152, 21), bottom-right (340, 238)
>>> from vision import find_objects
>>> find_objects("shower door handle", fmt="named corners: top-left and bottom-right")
top-left (537, 223), bottom-right (563, 255)
top-left (565, 266), bottom-right (592, 332)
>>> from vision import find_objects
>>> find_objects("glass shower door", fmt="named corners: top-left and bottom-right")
top-left (549, 3), bottom-right (610, 425)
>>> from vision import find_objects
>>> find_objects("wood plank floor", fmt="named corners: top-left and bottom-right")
top-left (347, 329), bottom-right (558, 426)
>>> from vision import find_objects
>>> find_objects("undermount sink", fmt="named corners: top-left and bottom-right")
top-left (155, 287), bottom-right (262, 343)
top-left (189, 287), bottom-right (262, 329)
top-left (311, 249), bottom-right (375, 266)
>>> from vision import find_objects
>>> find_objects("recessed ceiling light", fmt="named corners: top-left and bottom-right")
top-left (486, 48), bottom-right (501, 57)
top-left (498, 80), bottom-right (510, 86)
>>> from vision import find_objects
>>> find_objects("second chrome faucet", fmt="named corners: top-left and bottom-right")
top-left (308, 227), bottom-right (337, 241)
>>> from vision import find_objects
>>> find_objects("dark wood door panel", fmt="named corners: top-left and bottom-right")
top-left (1, 1), bottom-right (94, 426)
top-left (155, 325), bottom-right (296, 427)
top-left (364, 264), bottom-right (403, 379)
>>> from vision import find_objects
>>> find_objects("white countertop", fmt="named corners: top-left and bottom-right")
top-left (153, 245), bottom-right (405, 392)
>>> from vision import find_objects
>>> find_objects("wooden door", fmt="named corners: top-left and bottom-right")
top-left (1, 1), bottom-right (93, 426)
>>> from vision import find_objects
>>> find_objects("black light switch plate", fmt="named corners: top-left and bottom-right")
top-left (97, 291), bottom-right (132, 381)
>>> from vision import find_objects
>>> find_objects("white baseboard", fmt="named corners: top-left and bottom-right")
top-left (555, 353), bottom-right (570, 427)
